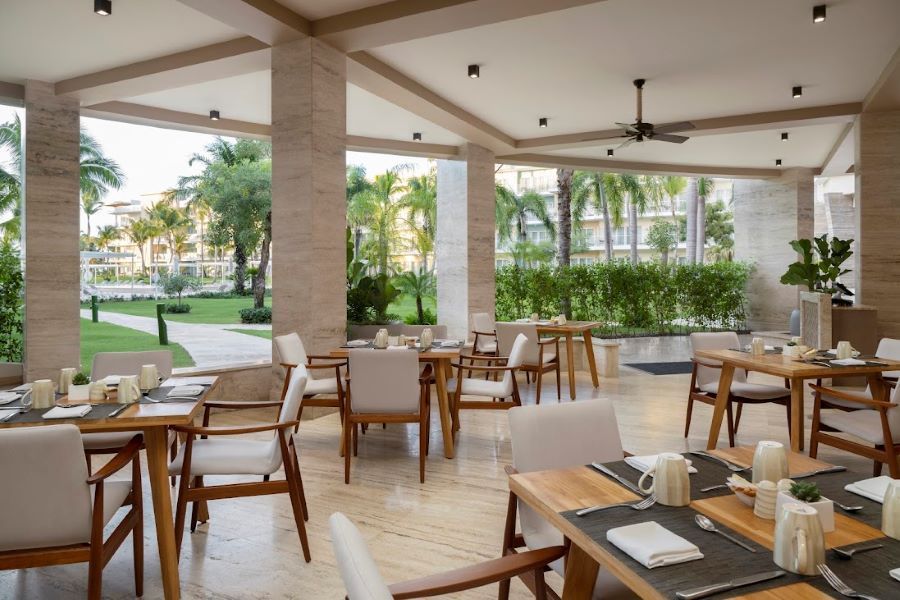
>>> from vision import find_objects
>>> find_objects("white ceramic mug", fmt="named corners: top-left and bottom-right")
top-left (836, 340), bottom-right (853, 359)
top-left (421, 328), bottom-right (434, 349)
top-left (558, 314), bottom-right (567, 325)
top-left (637, 452), bottom-right (690, 506)
top-left (89, 381), bottom-right (107, 402)
top-left (530, 313), bottom-right (540, 322)
top-left (117, 375), bottom-right (142, 404)
top-left (882, 479), bottom-right (900, 539)
top-left (140, 364), bottom-right (160, 390)
top-left (752, 440), bottom-right (789, 484)
top-left (751, 337), bottom-right (765, 356)
top-left (31, 379), bottom-right (56, 409)
top-left (774, 503), bottom-right (825, 575)
top-left (58, 367), bottom-right (77, 395)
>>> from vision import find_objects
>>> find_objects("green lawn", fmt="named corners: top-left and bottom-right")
top-left (226, 328), bottom-right (272, 340)
top-left (80, 318), bottom-right (194, 370)
top-left (97, 297), bottom-right (270, 324)
top-left (388, 296), bottom-right (436, 321)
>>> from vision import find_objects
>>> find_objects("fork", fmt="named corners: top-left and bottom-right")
top-left (817, 564), bottom-right (880, 600)
top-left (576, 494), bottom-right (657, 517)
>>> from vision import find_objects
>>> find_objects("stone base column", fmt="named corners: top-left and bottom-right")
top-left (733, 168), bottom-right (814, 331)
top-left (23, 81), bottom-right (81, 380)
top-left (436, 144), bottom-right (496, 340)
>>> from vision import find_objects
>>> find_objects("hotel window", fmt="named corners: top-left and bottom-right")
top-left (614, 227), bottom-right (629, 245)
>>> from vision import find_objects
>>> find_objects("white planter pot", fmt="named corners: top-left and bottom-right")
top-left (67, 384), bottom-right (92, 401)
top-left (776, 491), bottom-right (835, 533)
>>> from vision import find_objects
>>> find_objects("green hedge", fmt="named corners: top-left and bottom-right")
top-left (495, 261), bottom-right (752, 336)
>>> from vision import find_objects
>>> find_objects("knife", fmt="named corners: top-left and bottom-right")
top-left (688, 450), bottom-right (750, 472)
top-left (793, 465), bottom-right (846, 479)
top-left (108, 404), bottom-right (130, 418)
top-left (675, 570), bottom-right (786, 600)
top-left (590, 462), bottom-right (646, 496)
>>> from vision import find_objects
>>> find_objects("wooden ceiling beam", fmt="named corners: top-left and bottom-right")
top-left (178, 0), bottom-right (310, 45)
top-left (863, 44), bottom-right (900, 112)
top-left (81, 101), bottom-right (272, 139)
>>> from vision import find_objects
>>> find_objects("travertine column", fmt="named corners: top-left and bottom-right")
top-left (23, 81), bottom-right (81, 380)
top-left (855, 110), bottom-right (900, 338)
top-left (271, 38), bottom-right (346, 356)
top-left (436, 144), bottom-right (496, 340)
top-left (733, 168), bottom-right (815, 331)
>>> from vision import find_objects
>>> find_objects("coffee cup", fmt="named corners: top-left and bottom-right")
top-left (31, 379), bottom-right (56, 409)
top-left (836, 341), bottom-right (853, 359)
top-left (637, 452), bottom-right (690, 506)
top-left (139, 364), bottom-right (160, 390)
top-left (882, 479), bottom-right (900, 539)
top-left (117, 375), bottom-right (142, 404)
top-left (89, 381), bottom-right (107, 402)
top-left (752, 440), bottom-right (788, 484)
top-left (58, 367), bottom-right (77, 395)
top-left (774, 503), bottom-right (825, 575)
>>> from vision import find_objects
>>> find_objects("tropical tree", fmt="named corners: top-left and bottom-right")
top-left (401, 169), bottom-right (437, 270)
top-left (94, 224), bottom-right (119, 251)
top-left (123, 218), bottom-right (157, 275)
top-left (685, 177), bottom-right (699, 264)
top-left (661, 175), bottom-right (687, 260)
top-left (80, 190), bottom-right (105, 238)
top-left (393, 268), bottom-right (436, 325)
top-left (646, 220), bottom-right (678, 265)
top-left (0, 117), bottom-right (22, 244)
top-left (186, 195), bottom-right (211, 278)
top-left (555, 169), bottom-right (573, 267)
top-left (705, 199), bottom-right (735, 262)
top-left (346, 164), bottom-right (374, 258)
top-left (348, 167), bottom-right (407, 275)
top-left (618, 174), bottom-right (649, 265)
top-left (495, 183), bottom-right (556, 266)
top-left (79, 129), bottom-right (125, 202)
top-left (572, 171), bottom-right (623, 262)
top-left (148, 201), bottom-right (190, 272)
top-left (695, 177), bottom-right (715, 264)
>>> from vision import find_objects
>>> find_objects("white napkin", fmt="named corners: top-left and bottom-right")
top-left (386, 346), bottom-right (410, 351)
top-left (625, 455), bottom-right (698, 475)
top-left (831, 357), bottom-right (867, 366)
top-left (0, 391), bottom-right (20, 405)
top-left (607, 521), bottom-right (703, 568)
top-left (890, 568), bottom-right (900, 582)
top-left (100, 375), bottom-right (129, 386)
top-left (345, 339), bottom-right (369, 347)
top-left (43, 405), bottom-right (92, 419)
top-left (744, 344), bottom-right (775, 351)
top-left (434, 340), bottom-right (461, 347)
top-left (10, 383), bottom-right (31, 392)
top-left (167, 385), bottom-right (204, 397)
top-left (67, 385), bottom-right (90, 401)
top-left (826, 349), bottom-right (860, 357)
top-left (160, 376), bottom-right (216, 387)
top-left (0, 409), bottom-right (19, 422)
top-left (844, 476), bottom-right (893, 503)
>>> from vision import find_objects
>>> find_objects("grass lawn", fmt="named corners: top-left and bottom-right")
top-left (97, 297), bottom-right (270, 324)
top-left (80, 318), bottom-right (194, 370)
top-left (226, 328), bottom-right (272, 340)
top-left (388, 296), bottom-right (436, 321)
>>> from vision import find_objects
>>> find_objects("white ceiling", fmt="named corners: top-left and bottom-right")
top-left (279, 0), bottom-right (390, 20)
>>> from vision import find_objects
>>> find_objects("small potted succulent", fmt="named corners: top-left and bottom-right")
top-left (775, 480), bottom-right (835, 532)
top-left (68, 372), bottom-right (92, 400)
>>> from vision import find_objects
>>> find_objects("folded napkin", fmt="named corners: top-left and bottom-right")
top-left (890, 568), bottom-right (900, 583)
top-left (845, 476), bottom-right (893, 503)
top-left (831, 357), bottom-right (867, 366)
top-left (607, 521), bottom-right (703, 569)
top-left (0, 409), bottom-right (19, 422)
top-left (826, 349), bottom-right (861, 357)
top-left (161, 376), bottom-right (216, 387)
top-left (100, 374), bottom-right (129, 386)
top-left (10, 383), bottom-right (31, 392)
top-left (434, 339), bottom-right (461, 347)
top-left (386, 346), bottom-right (410, 351)
top-left (744, 344), bottom-right (775, 351)
top-left (0, 391), bottom-right (20, 405)
top-left (625, 454), bottom-right (698, 475)
top-left (167, 385), bottom-right (204, 397)
top-left (43, 405), bottom-right (92, 419)
top-left (345, 340), bottom-right (369, 347)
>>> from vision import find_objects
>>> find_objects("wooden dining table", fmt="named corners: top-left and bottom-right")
top-left (695, 349), bottom-right (900, 452)
top-left (329, 345), bottom-right (460, 459)
top-left (0, 378), bottom-right (219, 600)
top-left (533, 321), bottom-right (602, 400)
top-left (509, 446), bottom-right (889, 599)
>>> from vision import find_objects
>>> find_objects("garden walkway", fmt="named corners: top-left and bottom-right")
top-left (80, 310), bottom-right (271, 367)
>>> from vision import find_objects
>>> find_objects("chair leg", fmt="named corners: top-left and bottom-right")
top-left (85, 452), bottom-right (92, 474)
top-left (189, 476), bottom-right (203, 533)
top-left (353, 423), bottom-right (359, 456)
top-left (87, 542), bottom-right (103, 600)
top-left (283, 449), bottom-right (312, 563)
top-left (555, 363), bottom-right (561, 401)
top-left (535, 370), bottom-right (543, 405)
top-left (525, 371), bottom-right (531, 384)
top-left (785, 401), bottom-right (793, 444)
top-left (886, 444), bottom-right (900, 478)
top-left (344, 416), bottom-right (352, 485)
top-left (733, 402), bottom-right (743, 436)
top-left (132, 458), bottom-right (144, 599)
top-left (292, 449), bottom-right (309, 521)
top-left (873, 453), bottom-right (883, 477)
top-left (419, 412), bottom-right (427, 484)
top-left (725, 402), bottom-right (735, 447)
top-left (533, 567), bottom-right (548, 600)
top-left (684, 397), bottom-right (694, 438)
top-left (174, 475), bottom-right (191, 558)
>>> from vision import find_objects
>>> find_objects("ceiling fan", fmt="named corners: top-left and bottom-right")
top-left (614, 79), bottom-right (695, 149)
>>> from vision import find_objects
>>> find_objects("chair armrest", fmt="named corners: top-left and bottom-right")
top-left (305, 362), bottom-right (346, 371)
top-left (306, 356), bottom-right (348, 368)
top-left (472, 330), bottom-right (496, 338)
top-left (419, 363), bottom-right (434, 384)
top-left (458, 353), bottom-right (509, 363)
top-left (451, 362), bottom-right (518, 373)
top-left (388, 546), bottom-right (566, 599)
top-left (86, 434), bottom-right (143, 484)
top-left (692, 358), bottom-right (723, 370)
top-left (623, 450), bottom-right (633, 458)
top-left (172, 421), bottom-right (299, 436)
top-left (809, 384), bottom-right (897, 408)
top-left (537, 336), bottom-right (560, 345)
top-left (504, 464), bottom-right (519, 476)
top-left (204, 401), bottom-right (283, 410)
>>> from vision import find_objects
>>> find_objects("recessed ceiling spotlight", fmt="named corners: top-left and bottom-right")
top-left (467, 64), bottom-right (480, 79)
top-left (209, 110), bottom-right (220, 121)
top-left (813, 4), bottom-right (826, 23)
top-left (539, 117), bottom-right (548, 128)
top-left (94, 0), bottom-right (112, 15)
top-left (781, 132), bottom-right (789, 141)
top-left (792, 85), bottom-right (803, 98)
top-left (607, 149), bottom-right (614, 157)
top-left (412, 132), bottom-right (422, 141)
top-left (775, 159), bottom-right (783, 166)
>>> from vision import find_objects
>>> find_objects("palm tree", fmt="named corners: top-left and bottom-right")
top-left (661, 175), bottom-right (687, 261)
top-left (79, 129), bottom-right (125, 201)
top-left (696, 177), bottom-right (715, 265)
top-left (495, 183), bottom-right (556, 266)
top-left (153, 202), bottom-right (191, 272)
top-left (556, 169), bottom-right (573, 267)
top-left (348, 168), bottom-right (407, 275)
top-left (346, 164), bottom-right (374, 259)
top-left (393, 268), bottom-right (436, 324)
top-left (123, 219), bottom-right (157, 275)
top-left (81, 191), bottom-right (104, 238)
top-left (401, 170), bottom-right (437, 270)
top-left (620, 174), bottom-right (649, 264)
top-left (94, 225), bottom-right (118, 251)
top-left (685, 177), bottom-right (699, 264)
top-left (186, 195), bottom-right (211, 278)
top-left (571, 172), bottom-right (627, 262)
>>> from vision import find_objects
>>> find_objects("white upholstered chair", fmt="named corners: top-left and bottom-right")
top-left (448, 334), bottom-right (527, 428)
top-left (344, 349), bottom-right (432, 484)
top-left (504, 401), bottom-right (638, 600)
top-left (274, 332), bottom-right (346, 421)
top-left (400, 324), bottom-right (448, 339)
top-left (818, 337), bottom-right (900, 409)
top-left (496, 322), bottom-right (561, 403)
top-left (330, 512), bottom-right (564, 600)
top-left (471, 312), bottom-right (498, 356)
top-left (0, 425), bottom-right (144, 599)
top-left (687, 332), bottom-right (791, 446)
top-left (169, 365), bottom-right (311, 562)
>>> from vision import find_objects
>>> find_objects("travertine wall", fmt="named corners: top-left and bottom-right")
top-left (855, 110), bottom-right (900, 339)
top-left (436, 144), bottom-right (496, 340)
top-left (270, 38), bottom-right (347, 357)
top-left (23, 81), bottom-right (81, 380)
top-left (823, 192), bottom-right (857, 292)
top-left (734, 168), bottom-right (815, 331)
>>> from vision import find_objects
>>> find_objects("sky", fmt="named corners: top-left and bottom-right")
top-left (0, 104), bottom-right (430, 231)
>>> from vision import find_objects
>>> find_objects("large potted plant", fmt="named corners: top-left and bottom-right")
top-left (780, 234), bottom-right (854, 305)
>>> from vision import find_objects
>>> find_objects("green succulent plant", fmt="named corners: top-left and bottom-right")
top-left (72, 372), bottom-right (91, 385)
top-left (790, 481), bottom-right (822, 503)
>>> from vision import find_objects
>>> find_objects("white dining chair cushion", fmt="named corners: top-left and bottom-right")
top-left (698, 380), bottom-right (790, 400)
top-left (819, 409), bottom-right (900, 445)
top-left (819, 385), bottom-right (874, 410)
top-left (305, 376), bottom-right (338, 396)
top-left (169, 438), bottom-right (282, 476)
top-left (274, 332), bottom-right (309, 375)
top-left (329, 512), bottom-right (393, 600)
top-left (447, 376), bottom-right (510, 398)
top-left (92, 480), bottom-right (133, 527)
top-left (534, 347), bottom-right (557, 365)
top-left (348, 350), bottom-right (420, 414)
top-left (477, 340), bottom-right (498, 354)
top-left (496, 322), bottom-right (544, 366)
top-left (91, 350), bottom-right (173, 380)
top-left (876, 337), bottom-right (900, 379)
top-left (690, 332), bottom-right (748, 387)
top-left (82, 429), bottom-right (176, 451)
top-left (471, 312), bottom-right (495, 352)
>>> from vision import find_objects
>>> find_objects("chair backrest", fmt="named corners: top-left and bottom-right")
top-left (689, 332), bottom-right (747, 386)
top-left (471, 312), bottom-right (494, 350)
top-left (91, 350), bottom-right (174, 380)
top-left (274, 332), bottom-right (309, 377)
top-left (0, 425), bottom-right (92, 551)
top-left (329, 512), bottom-right (393, 600)
top-left (497, 334), bottom-right (528, 396)
top-left (495, 322), bottom-right (542, 365)
top-left (508, 400), bottom-right (624, 549)
top-left (255, 364), bottom-right (309, 475)
top-left (876, 337), bottom-right (900, 379)
top-left (400, 324), bottom-right (448, 339)
top-left (348, 349), bottom-right (421, 414)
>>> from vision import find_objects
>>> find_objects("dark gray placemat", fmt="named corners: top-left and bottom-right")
top-left (809, 537), bottom-right (900, 599)
top-left (140, 385), bottom-right (208, 403)
top-left (597, 459), bottom-right (737, 500)
top-left (801, 466), bottom-right (886, 530)
top-left (2, 402), bottom-right (128, 424)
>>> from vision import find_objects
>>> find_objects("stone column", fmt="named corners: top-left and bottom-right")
top-left (733, 168), bottom-right (815, 331)
top-left (270, 38), bottom-right (346, 356)
top-left (855, 110), bottom-right (900, 338)
top-left (23, 81), bottom-right (81, 380)
top-left (436, 144), bottom-right (496, 340)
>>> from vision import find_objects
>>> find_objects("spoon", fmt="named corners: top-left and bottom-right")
top-left (832, 543), bottom-right (883, 560)
top-left (833, 500), bottom-right (863, 513)
top-left (694, 514), bottom-right (756, 552)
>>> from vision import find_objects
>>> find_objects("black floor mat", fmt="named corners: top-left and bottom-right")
top-left (624, 361), bottom-right (693, 375)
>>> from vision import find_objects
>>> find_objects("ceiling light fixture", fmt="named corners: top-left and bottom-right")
top-left (412, 132), bottom-right (422, 141)
top-left (607, 149), bottom-right (614, 157)
top-left (781, 132), bottom-right (789, 141)
top-left (792, 85), bottom-right (803, 98)
top-left (775, 159), bottom-right (783, 166)
top-left (539, 117), bottom-right (548, 128)
top-left (468, 64), bottom-right (480, 79)
top-left (94, 0), bottom-right (112, 15)
top-left (813, 4), bottom-right (826, 23)
top-left (209, 110), bottom-right (220, 121)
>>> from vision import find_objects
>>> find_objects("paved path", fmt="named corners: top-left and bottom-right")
top-left (81, 310), bottom-right (271, 367)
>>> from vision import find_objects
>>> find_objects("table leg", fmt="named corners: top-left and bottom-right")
top-left (565, 333), bottom-right (577, 400)
top-left (582, 330), bottom-right (599, 388)
top-left (706, 363), bottom-right (735, 450)
top-left (790, 377), bottom-right (804, 452)
top-left (562, 543), bottom-right (600, 600)
top-left (433, 358), bottom-right (455, 459)
top-left (144, 426), bottom-right (181, 600)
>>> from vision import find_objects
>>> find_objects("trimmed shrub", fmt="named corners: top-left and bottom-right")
top-left (239, 306), bottom-right (272, 324)
top-left (165, 302), bottom-right (192, 314)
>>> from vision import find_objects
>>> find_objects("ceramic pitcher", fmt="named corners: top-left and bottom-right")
top-left (58, 367), bottom-right (77, 395)
top-left (374, 329), bottom-right (389, 349)
top-left (752, 441), bottom-right (789, 484)
top-left (774, 503), bottom-right (825, 575)
top-left (31, 379), bottom-right (55, 409)
top-left (117, 375), bottom-right (142, 404)
top-left (883, 479), bottom-right (900, 539)
top-left (637, 452), bottom-right (690, 506)
top-left (420, 328), bottom-right (434, 349)
top-left (140, 364), bottom-right (160, 390)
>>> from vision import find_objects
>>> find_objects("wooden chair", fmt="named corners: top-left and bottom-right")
top-left (0, 425), bottom-right (143, 600)
top-left (344, 349), bottom-right (432, 484)
top-left (503, 401), bottom-right (638, 599)
top-left (274, 332), bottom-right (346, 422)
top-left (169, 365), bottom-right (311, 562)
top-left (496, 322), bottom-right (561, 404)
top-left (810, 379), bottom-right (900, 477)
top-left (686, 332), bottom-right (792, 447)
top-left (817, 337), bottom-right (900, 410)
top-left (330, 512), bottom-right (564, 600)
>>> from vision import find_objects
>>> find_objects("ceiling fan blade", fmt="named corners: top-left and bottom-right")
top-left (616, 138), bottom-right (636, 150)
top-left (650, 133), bottom-right (690, 144)
top-left (615, 122), bottom-right (640, 134)
top-left (653, 121), bottom-right (696, 134)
